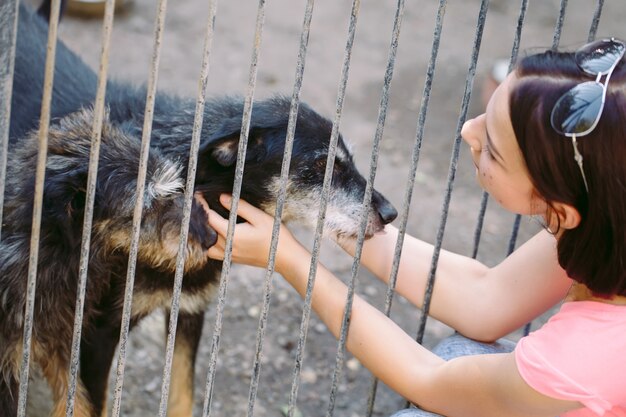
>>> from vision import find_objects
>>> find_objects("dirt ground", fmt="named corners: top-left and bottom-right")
top-left (23, 0), bottom-right (626, 416)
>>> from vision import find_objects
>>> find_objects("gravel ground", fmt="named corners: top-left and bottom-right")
top-left (22, 0), bottom-right (626, 416)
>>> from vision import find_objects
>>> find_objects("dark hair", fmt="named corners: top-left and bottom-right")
top-left (509, 47), bottom-right (626, 297)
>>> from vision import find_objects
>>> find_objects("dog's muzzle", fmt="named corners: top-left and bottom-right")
top-left (373, 190), bottom-right (398, 225)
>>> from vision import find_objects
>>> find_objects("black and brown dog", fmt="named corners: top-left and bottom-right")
top-left (1, 3), bottom-right (398, 416)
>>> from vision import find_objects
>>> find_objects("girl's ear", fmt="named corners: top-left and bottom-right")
top-left (550, 201), bottom-right (581, 230)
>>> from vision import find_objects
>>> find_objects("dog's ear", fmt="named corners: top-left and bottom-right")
top-left (205, 131), bottom-right (239, 166)
top-left (200, 126), bottom-right (269, 167)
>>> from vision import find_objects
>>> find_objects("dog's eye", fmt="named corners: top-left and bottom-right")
top-left (315, 158), bottom-right (327, 171)
top-left (314, 157), bottom-right (343, 175)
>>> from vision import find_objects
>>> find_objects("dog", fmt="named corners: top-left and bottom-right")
top-left (1, 3), bottom-right (399, 417)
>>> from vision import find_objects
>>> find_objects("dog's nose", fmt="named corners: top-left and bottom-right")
top-left (372, 190), bottom-right (398, 224)
top-left (378, 202), bottom-right (398, 224)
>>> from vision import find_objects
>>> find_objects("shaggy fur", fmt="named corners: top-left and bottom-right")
top-left (0, 108), bottom-right (216, 417)
top-left (2, 3), bottom-right (399, 416)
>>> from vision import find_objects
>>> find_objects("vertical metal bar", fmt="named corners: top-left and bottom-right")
top-left (365, 0), bottom-right (447, 413)
top-left (17, 0), bottom-right (62, 415)
top-left (415, 0), bottom-right (490, 346)
top-left (201, 1), bottom-right (267, 415)
top-left (471, 0), bottom-right (528, 260)
top-left (271, 12), bottom-right (313, 411)
top-left (0, 0), bottom-right (19, 242)
top-left (304, 0), bottom-right (404, 414)
top-left (243, 1), bottom-right (315, 417)
top-left (157, 0), bottom-right (218, 415)
top-left (65, 0), bottom-right (117, 416)
top-left (279, 4), bottom-right (373, 415)
top-left (247, 1), bottom-right (361, 414)
top-left (110, 0), bottom-right (170, 414)
top-left (471, 193), bottom-right (490, 259)
top-left (552, 0), bottom-right (568, 50)
top-left (587, 0), bottom-right (605, 42)
top-left (312, 1), bottom-right (362, 416)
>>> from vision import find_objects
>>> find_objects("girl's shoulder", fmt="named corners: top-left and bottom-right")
top-left (515, 301), bottom-right (626, 415)
top-left (556, 299), bottom-right (626, 326)
top-left (520, 300), bottom-right (626, 358)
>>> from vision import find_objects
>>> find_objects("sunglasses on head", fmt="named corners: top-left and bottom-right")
top-left (550, 37), bottom-right (625, 193)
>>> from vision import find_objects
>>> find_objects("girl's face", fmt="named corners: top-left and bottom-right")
top-left (461, 73), bottom-right (546, 215)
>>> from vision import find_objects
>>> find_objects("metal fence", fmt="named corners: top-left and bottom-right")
top-left (0, 0), bottom-right (619, 416)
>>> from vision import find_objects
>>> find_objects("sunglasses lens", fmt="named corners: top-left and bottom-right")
top-left (575, 39), bottom-right (626, 75)
top-left (551, 81), bottom-right (604, 135)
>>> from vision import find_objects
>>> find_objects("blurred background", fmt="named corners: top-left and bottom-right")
top-left (22, 0), bottom-right (626, 415)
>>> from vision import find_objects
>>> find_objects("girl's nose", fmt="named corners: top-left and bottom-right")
top-left (461, 114), bottom-right (484, 153)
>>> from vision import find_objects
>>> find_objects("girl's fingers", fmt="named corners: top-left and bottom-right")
top-left (219, 194), bottom-right (269, 225)
top-left (206, 194), bottom-right (297, 269)
top-left (207, 244), bottom-right (224, 260)
top-left (207, 208), bottom-right (229, 236)
top-left (208, 196), bottom-right (265, 239)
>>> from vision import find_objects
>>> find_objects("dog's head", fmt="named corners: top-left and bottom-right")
top-left (196, 96), bottom-right (398, 239)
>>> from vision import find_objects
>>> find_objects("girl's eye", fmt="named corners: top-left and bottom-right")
top-left (483, 143), bottom-right (495, 160)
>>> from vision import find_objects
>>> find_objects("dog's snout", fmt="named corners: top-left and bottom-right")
top-left (372, 191), bottom-right (398, 225)
top-left (378, 202), bottom-right (398, 224)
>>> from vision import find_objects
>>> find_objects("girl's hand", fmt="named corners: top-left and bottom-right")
top-left (206, 194), bottom-right (301, 271)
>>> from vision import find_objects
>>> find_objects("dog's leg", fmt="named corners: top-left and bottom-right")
top-left (166, 311), bottom-right (204, 417)
top-left (40, 353), bottom-right (95, 417)
top-left (80, 326), bottom-right (120, 417)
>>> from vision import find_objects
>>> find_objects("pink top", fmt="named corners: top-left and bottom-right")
top-left (515, 301), bottom-right (626, 416)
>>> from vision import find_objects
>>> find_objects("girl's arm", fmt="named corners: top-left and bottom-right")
top-left (205, 196), bottom-right (581, 416)
top-left (337, 225), bottom-right (572, 341)
top-left (206, 194), bottom-right (571, 341)
top-left (277, 245), bottom-right (581, 417)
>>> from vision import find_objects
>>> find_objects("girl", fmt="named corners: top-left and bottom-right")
top-left (206, 39), bottom-right (626, 416)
